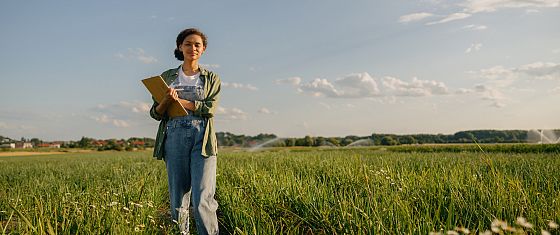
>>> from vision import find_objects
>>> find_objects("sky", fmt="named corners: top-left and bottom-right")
top-left (1, 0), bottom-right (559, 141)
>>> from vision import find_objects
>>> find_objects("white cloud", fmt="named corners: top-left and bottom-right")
top-left (553, 49), bottom-right (560, 54)
top-left (281, 73), bottom-right (450, 99)
top-left (473, 84), bottom-right (506, 108)
top-left (222, 82), bottom-right (258, 91)
top-left (427, 12), bottom-right (471, 25)
top-left (399, 12), bottom-right (434, 23)
top-left (319, 102), bottom-right (332, 110)
top-left (463, 24), bottom-right (488, 30)
top-left (92, 114), bottom-right (130, 128)
top-left (0, 122), bottom-right (7, 129)
top-left (91, 101), bottom-right (151, 128)
top-left (466, 61), bottom-right (560, 108)
top-left (550, 86), bottom-right (560, 93)
top-left (334, 73), bottom-right (380, 97)
top-left (455, 88), bottom-right (474, 94)
top-left (465, 43), bottom-right (482, 53)
top-left (518, 62), bottom-right (560, 79)
top-left (215, 107), bottom-right (248, 120)
top-left (476, 62), bottom-right (560, 80)
top-left (300, 78), bottom-right (340, 97)
top-left (461, 0), bottom-right (560, 13)
top-left (298, 73), bottom-right (381, 98)
top-left (275, 77), bottom-right (301, 86)
top-left (115, 48), bottom-right (158, 64)
top-left (382, 77), bottom-right (449, 96)
top-left (525, 9), bottom-right (540, 13)
top-left (95, 101), bottom-right (151, 114)
top-left (477, 65), bottom-right (516, 80)
top-left (258, 107), bottom-right (277, 115)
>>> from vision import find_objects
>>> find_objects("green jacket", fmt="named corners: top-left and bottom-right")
top-left (149, 66), bottom-right (221, 159)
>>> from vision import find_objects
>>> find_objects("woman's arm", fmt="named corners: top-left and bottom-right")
top-left (178, 99), bottom-right (195, 111)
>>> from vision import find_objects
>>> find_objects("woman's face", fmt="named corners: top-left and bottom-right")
top-left (179, 34), bottom-right (205, 62)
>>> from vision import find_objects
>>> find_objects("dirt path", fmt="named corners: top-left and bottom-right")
top-left (0, 151), bottom-right (66, 157)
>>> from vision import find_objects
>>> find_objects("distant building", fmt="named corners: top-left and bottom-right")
top-left (93, 140), bottom-right (107, 147)
top-left (50, 143), bottom-right (61, 148)
top-left (36, 143), bottom-right (61, 148)
top-left (131, 141), bottom-right (145, 146)
top-left (0, 143), bottom-right (15, 148)
top-left (15, 142), bottom-right (33, 148)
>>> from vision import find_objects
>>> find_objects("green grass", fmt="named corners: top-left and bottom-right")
top-left (1, 148), bottom-right (559, 234)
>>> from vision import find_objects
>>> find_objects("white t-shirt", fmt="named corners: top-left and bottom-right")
top-left (171, 66), bottom-right (201, 88)
top-left (170, 66), bottom-right (203, 101)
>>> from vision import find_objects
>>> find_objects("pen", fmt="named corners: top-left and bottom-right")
top-left (173, 88), bottom-right (184, 91)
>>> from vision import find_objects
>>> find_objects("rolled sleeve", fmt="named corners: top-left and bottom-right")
top-left (149, 98), bottom-right (165, 121)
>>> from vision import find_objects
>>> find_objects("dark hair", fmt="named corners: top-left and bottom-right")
top-left (174, 28), bottom-right (208, 61)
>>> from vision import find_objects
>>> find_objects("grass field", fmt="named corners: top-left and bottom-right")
top-left (1, 147), bottom-right (559, 234)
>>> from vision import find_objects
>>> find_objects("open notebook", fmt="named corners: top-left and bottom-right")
top-left (141, 76), bottom-right (188, 117)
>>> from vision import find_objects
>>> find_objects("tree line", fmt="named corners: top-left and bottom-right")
top-left (3, 129), bottom-right (557, 150)
top-left (217, 130), bottom-right (556, 147)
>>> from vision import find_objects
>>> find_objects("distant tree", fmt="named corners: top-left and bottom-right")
top-left (398, 136), bottom-right (417, 145)
top-left (341, 138), bottom-right (353, 146)
top-left (78, 137), bottom-right (93, 148)
top-left (303, 136), bottom-right (315, 146)
top-left (30, 138), bottom-right (42, 147)
top-left (381, 136), bottom-right (399, 146)
top-left (453, 131), bottom-right (475, 143)
top-left (328, 137), bottom-right (340, 146)
top-left (314, 137), bottom-right (326, 146)
top-left (284, 138), bottom-right (296, 147)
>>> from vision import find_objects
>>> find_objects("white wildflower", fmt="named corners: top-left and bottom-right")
top-left (454, 226), bottom-right (470, 234)
top-left (549, 221), bottom-right (559, 229)
top-left (516, 217), bottom-right (533, 229)
top-left (479, 230), bottom-right (492, 235)
top-left (542, 230), bottom-right (551, 235)
top-left (447, 230), bottom-right (459, 235)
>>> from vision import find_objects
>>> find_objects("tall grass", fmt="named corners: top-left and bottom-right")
top-left (216, 149), bottom-right (560, 234)
top-left (0, 152), bottom-right (176, 234)
top-left (1, 149), bottom-right (559, 234)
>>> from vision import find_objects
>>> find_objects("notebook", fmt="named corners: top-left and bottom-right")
top-left (141, 76), bottom-right (188, 117)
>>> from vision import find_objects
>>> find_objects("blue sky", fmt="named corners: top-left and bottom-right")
top-left (1, 0), bottom-right (559, 141)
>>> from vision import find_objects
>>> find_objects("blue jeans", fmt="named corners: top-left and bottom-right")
top-left (164, 115), bottom-right (218, 235)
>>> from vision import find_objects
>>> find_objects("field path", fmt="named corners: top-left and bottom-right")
top-left (0, 151), bottom-right (66, 157)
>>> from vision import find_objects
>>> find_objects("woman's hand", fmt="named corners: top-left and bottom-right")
top-left (155, 88), bottom-right (180, 116)
top-left (162, 88), bottom-right (179, 105)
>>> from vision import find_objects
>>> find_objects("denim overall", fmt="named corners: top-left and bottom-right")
top-left (165, 78), bottom-right (219, 235)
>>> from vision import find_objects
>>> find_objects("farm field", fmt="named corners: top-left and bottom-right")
top-left (1, 147), bottom-right (559, 234)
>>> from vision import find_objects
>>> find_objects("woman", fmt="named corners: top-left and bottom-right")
top-left (149, 28), bottom-right (220, 235)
